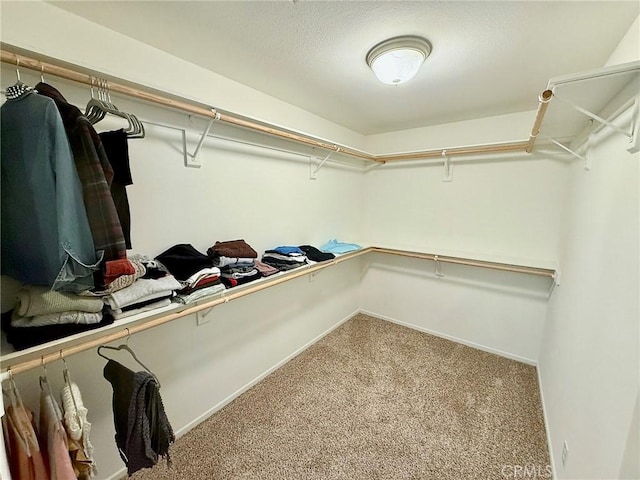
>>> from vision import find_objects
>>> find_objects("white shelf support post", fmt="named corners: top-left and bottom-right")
top-left (541, 134), bottom-right (590, 169)
top-left (629, 97), bottom-right (640, 154)
top-left (442, 149), bottom-right (453, 182)
top-left (548, 269), bottom-right (561, 298)
top-left (310, 147), bottom-right (340, 180)
top-left (434, 255), bottom-right (445, 278)
top-left (184, 109), bottom-right (219, 168)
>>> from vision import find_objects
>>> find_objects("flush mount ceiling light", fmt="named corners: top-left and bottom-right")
top-left (366, 36), bottom-right (432, 86)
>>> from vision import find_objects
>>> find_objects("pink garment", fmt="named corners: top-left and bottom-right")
top-left (3, 403), bottom-right (49, 480)
top-left (39, 380), bottom-right (76, 480)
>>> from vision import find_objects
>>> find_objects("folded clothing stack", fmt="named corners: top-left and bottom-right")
top-left (2, 286), bottom-right (113, 350)
top-left (262, 246), bottom-right (308, 271)
top-left (208, 239), bottom-right (261, 288)
top-left (156, 244), bottom-right (226, 304)
top-left (299, 245), bottom-right (336, 262)
top-left (91, 258), bottom-right (147, 295)
top-left (102, 274), bottom-right (182, 320)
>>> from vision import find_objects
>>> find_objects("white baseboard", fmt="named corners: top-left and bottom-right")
top-left (358, 309), bottom-right (538, 366)
top-left (537, 365), bottom-right (557, 480)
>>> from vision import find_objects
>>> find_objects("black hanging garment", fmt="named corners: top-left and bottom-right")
top-left (99, 129), bottom-right (134, 249)
top-left (103, 360), bottom-right (174, 476)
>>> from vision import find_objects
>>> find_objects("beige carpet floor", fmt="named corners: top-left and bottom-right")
top-left (131, 313), bottom-right (550, 480)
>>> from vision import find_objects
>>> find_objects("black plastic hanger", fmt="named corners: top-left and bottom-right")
top-left (97, 334), bottom-right (161, 387)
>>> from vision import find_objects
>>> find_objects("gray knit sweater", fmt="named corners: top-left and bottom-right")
top-left (103, 360), bottom-right (174, 476)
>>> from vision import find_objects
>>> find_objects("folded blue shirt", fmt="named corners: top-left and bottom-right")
top-left (319, 239), bottom-right (362, 254)
top-left (269, 246), bottom-right (305, 255)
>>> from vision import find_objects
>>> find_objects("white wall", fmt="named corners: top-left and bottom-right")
top-left (360, 253), bottom-right (551, 364)
top-left (364, 110), bottom-right (536, 154)
top-left (605, 15), bottom-right (640, 67)
top-left (537, 15), bottom-right (640, 477)
top-left (358, 144), bottom-right (566, 363)
top-left (362, 152), bottom-right (568, 267)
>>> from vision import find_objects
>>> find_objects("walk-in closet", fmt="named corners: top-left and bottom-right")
top-left (1, 2), bottom-right (638, 479)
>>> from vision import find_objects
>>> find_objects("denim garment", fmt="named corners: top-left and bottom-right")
top-left (1, 92), bottom-right (99, 291)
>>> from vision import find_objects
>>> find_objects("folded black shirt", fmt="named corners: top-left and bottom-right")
top-left (155, 244), bottom-right (213, 281)
top-left (299, 245), bottom-right (336, 262)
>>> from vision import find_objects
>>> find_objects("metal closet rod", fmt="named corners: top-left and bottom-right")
top-left (0, 49), bottom-right (552, 162)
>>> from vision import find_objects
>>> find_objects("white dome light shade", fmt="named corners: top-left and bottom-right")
top-left (366, 36), bottom-right (432, 86)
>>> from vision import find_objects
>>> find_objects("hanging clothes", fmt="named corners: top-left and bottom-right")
top-left (35, 82), bottom-right (127, 286)
top-left (99, 129), bottom-right (134, 249)
top-left (103, 360), bottom-right (174, 476)
top-left (60, 381), bottom-right (96, 479)
top-left (0, 90), bottom-right (100, 292)
top-left (2, 403), bottom-right (49, 480)
top-left (38, 378), bottom-right (77, 480)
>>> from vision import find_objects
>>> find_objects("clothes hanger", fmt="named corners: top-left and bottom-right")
top-left (6, 58), bottom-right (34, 100)
top-left (84, 77), bottom-right (145, 138)
top-left (39, 357), bottom-right (57, 403)
top-left (104, 82), bottom-right (145, 138)
top-left (2, 369), bottom-right (24, 412)
top-left (97, 330), bottom-right (161, 387)
top-left (61, 353), bottom-right (84, 434)
top-left (85, 78), bottom-right (107, 124)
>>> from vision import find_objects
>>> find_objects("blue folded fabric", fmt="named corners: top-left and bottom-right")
top-left (268, 246), bottom-right (305, 255)
top-left (319, 239), bottom-right (362, 254)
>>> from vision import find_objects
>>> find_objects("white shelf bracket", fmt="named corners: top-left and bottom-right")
top-left (554, 93), bottom-right (634, 139)
top-left (196, 296), bottom-right (228, 325)
top-left (548, 269), bottom-right (561, 298)
top-left (184, 109), bottom-right (219, 168)
top-left (196, 306), bottom-right (215, 325)
top-left (629, 97), bottom-right (640, 154)
top-left (434, 255), bottom-right (445, 278)
top-left (541, 134), bottom-right (590, 169)
top-left (365, 161), bottom-right (386, 172)
top-left (442, 149), bottom-right (453, 182)
top-left (310, 147), bottom-right (340, 180)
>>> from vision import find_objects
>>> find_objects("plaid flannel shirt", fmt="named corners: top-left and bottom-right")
top-left (36, 83), bottom-right (127, 263)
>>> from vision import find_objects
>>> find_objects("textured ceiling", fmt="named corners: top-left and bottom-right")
top-left (50, 1), bottom-right (639, 135)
